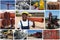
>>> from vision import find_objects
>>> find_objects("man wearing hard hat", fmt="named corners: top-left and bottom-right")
top-left (18, 11), bottom-right (34, 29)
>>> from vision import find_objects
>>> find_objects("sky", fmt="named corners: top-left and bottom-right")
top-left (0, 1), bottom-right (1, 9)
top-left (0, 0), bottom-right (15, 10)
top-left (28, 30), bottom-right (42, 35)
top-left (59, 10), bottom-right (60, 19)
top-left (45, 10), bottom-right (60, 19)
top-left (47, 0), bottom-right (57, 2)
top-left (1, 0), bottom-right (15, 1)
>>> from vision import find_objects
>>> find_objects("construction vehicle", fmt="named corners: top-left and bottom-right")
top-left (33, 32), bottom-right (42, 38)
top-left (39, 0), bottom-right (44, 10)
top-left (14, 30), bottom-right (27, 39)
top-left (0, 30), bottom-right (13, 39)
top-left (33, 0), bottom-right (45, 10)
top-left (47, 12), bottom-right (59, 29)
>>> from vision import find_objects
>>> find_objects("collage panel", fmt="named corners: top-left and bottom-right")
top-left (45, 10), bottom-right (60, 29)
top-left (0, 0), bottom-right (1, 10)
top-left (16, 0), bottom-right (30, 10)
top-left (43, 30), bottom-right (60, 40)
top-left (58, 10), bottom-right (60, 30)
top-left (31, 0), bottom-right (46, 10)
top-left (15, 10), bottom-right (45, 30)
top-left (0, 10), bottom-right (15, 29)
top-left (0, 29), bottom-right (13, 40)
top-left (57, 0), bottom-right (60, 9)
top-left (13, 29), bottom-right (28, 40)
top-left (59, 30), bottom-right (60, 39)
top-left (1, 0), bottom-right (15, 10)
top-left (46, 0), bottom-right (60, 10)
top-left (28, 30), bottom-right (42, 40)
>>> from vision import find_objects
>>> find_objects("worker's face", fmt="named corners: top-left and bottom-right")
top-left (22, 14), bottom-right (28, 21)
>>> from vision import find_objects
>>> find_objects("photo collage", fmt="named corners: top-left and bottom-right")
top-left (0, 0), bottom-right (60, 40)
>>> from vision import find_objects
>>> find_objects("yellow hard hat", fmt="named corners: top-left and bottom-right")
top-left (22, 11), bottom-right (29, 15)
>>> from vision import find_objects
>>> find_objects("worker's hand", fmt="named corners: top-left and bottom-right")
top-left (32, 26), bottom-right (35, 28)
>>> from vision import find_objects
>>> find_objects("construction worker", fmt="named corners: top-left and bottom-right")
top-left (18, 11), bottom-right (33, 29)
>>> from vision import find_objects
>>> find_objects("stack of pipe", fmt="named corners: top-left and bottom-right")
top-left (0, 12), bottom-right (15, 29)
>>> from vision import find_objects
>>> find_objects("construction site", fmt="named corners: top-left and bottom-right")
top-left (31, 0), bottom-right (46, 10)
top-left (46, 0), bottom-right (60, 10)
top-left (13, 30), bottom-right (28, 40)
top-left (0, 0), bottom-right (60, 40)
top-left (16, 0), bottom-right (30, 10)
top-left (0, 10), bottom-right (15, 29)
top-left (43, 30), bottom-right (60, 39)
top-left (28, 30), bottom-right (42, 40)
top-left (16, 0), bottom-right (46, 10)
top-left (45, 10), bottom-right (60, 29)
top-left (0, 30), bottom-right (13, 39)
top-left (15, 10), bottom-right (45, 29)
top-left (1, 0), bottom-right (15, 10)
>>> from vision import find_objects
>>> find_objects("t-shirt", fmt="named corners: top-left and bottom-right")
top-left (18, 20), bottom-right (33, 29)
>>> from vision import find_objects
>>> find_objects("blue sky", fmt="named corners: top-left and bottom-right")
top-left (59, 10), bottom-right (60, 19)
top-left (1, 0), bottom-right (14, 1)
top-left (1, 0), bottom-right (15, 10)
top-left (45, 10), bottom-right (60, 19)
top-left (28, 30), bottom-right (42, 35)
top-left (0, 1), bottom-right (1, 9)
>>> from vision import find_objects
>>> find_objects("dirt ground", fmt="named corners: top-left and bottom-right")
top-left (45, 20), bottom-right (60, 29)
top-left (15, 17), bottom-right (45, 29)
top-left (57, 20), bottom-right (60, 29)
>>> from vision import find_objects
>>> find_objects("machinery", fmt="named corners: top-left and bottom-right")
top-left (16, 0), bottom-right (30, 10)
top-left (14, 30), bottom-right (27, 39)
top-left (32, 0), bottom-right (45, 10)
top-left (0, 30), bottom-right (13, 39)
top-left (47, 12), bottom-right (59, 29)
top-left (33, 32), bottom-right (42, 38)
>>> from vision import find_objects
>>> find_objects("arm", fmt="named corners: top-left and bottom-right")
top-left (29, 21), bottom-right (35, 28)
top-left (32, 21), bottom-right (35, 28)
top-left (17, 22), bottom-right (21, 29)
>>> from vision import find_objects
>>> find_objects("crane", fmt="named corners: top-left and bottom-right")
top-left (1, 1), bottom-right (15, 10)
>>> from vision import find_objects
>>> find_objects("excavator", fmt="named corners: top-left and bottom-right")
top-left (33, 0), bottom-right (44, 10)
top-left (47, 12), bottom-right (59, 29)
